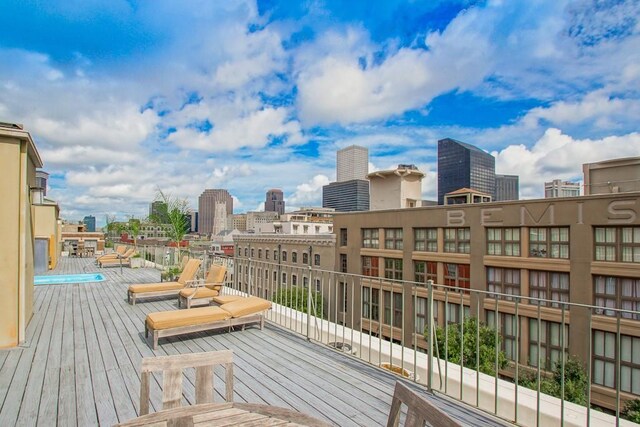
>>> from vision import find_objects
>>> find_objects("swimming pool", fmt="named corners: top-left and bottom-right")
top-left (34, 273), bottom-right (106, 285)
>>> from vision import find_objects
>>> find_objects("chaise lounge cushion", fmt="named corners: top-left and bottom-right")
top-left (212, 295), bottom-right (243, 305)
top-left (129, 281), bottom-right (185, 294)
top-left (179, 286), bottom-right (220, 299)
top-left (219, 296), bottom-right (272, 318)
top-left (146, 306), bottom-right (231, 330)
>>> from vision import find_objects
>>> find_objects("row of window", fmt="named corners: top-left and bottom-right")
top-left (347, 226), bottom-right (640, 262)
top-left (237, 264), bottom-right (321, 291)
top-left (236, 246), bottom-right (321, 265)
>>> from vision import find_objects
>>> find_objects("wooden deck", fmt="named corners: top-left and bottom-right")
top-left (0, 258), bottom-right (505, 426)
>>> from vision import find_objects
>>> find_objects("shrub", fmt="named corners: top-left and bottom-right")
top-left (272, 287), bottom-right (325, 318)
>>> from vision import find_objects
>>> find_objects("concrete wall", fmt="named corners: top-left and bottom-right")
top-left (34, 204), bottom-right (60, 269)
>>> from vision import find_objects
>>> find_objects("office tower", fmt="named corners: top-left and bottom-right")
top-left (323, 145), bottom-right (370, 211)
top-left (149, 200), bottom-right (169, 223)
top-left (265, 189), bottom-right (285, 215)
top-left (35, 170), bottom-right (49, 196)
top-left (437, 138), bottom-right (495, 205)
top-left (82, 215), bottom-right (96, 232)
top-left (198, 189), bottom-right (233, 236)
top-left (322, 180), bottom-right (370, 211)
top-left (544, 179), bottom-right (581, 198)
top-left (495, 174), bottom-right (519, 201)
top-left (583, 156), bottom-right (640, 195)
top-left (185, 210), bottom-right (198, 233)
top-left (337, 145), bottom-right (368, 182)
top-left (368, 164), bottom-right (425, 210)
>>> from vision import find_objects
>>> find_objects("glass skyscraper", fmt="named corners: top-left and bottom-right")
top-left (437, 138), bottom-right (495, 205)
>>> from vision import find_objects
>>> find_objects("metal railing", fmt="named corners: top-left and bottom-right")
top-left (117, 245), bottom-right (639, 426)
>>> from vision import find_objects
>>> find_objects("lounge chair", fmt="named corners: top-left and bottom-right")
top-left (178, 264), bottom-right (227, 309)
top-left (127, 259), bottom-right (201, 305)
top-left (98, 248), bottom-right (136, 267)
top-left (144, 296), bottom-right (272, 349)
top-left (96, 245), bottom-right (126, 261)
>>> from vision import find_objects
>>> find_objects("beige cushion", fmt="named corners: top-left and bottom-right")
top-left (179, 287), bottom-right (220, 298)
top-left (146, 306), bottom-right (230, 330)
top-left (129, 282), bottom-right (184, 293)
top-left (212, 295), bottom-right (243, 305)
top-left (220, 296), bottom-right (272, 318)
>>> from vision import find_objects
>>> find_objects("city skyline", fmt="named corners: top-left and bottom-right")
top-left (1, 1), bottom-right (639, 224)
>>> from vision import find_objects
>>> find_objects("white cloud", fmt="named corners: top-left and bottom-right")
top-left (287, 174), bottom-right (330, 207)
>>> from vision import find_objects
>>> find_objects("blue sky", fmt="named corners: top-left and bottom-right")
top-left (1, 0), bottom-right (639, 225)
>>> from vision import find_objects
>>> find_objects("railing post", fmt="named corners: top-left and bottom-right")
top-left (427, 279), bottom-right (434, 392)
top-left (307, 265), bottom-right (312, 341)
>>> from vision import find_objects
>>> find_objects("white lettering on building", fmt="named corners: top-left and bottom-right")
top-left (447, 210), bottom-right (465, 226)
top-left (520, 204), bottom-right (555, 226)
top-left (607, 200), bottom-right (637, 224)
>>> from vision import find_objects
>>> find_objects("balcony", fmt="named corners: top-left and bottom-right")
top-left (0, 258), bottom-right (499, 426)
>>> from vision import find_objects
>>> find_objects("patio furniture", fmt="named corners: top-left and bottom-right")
top-left (116, 402), bottom-right (331, 426)
top-left (211, 295), bottom-right (243, 305)
top-left (98, 248), bottom-right (136, 267)
top-left (127, 258), bottom-right (201, 305)
top-left (177, 264), bottom-right (227, 309)
top-left (144, 296), bottom-right (272, 349)
top-left (386, 381), bottom-right (461, 427)
top-left (138, 350), bottom-right (234, 416)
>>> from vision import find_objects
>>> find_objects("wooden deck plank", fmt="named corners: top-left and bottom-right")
top-left (57, 283), bottom-right (77, 427)
top-left (73, 284), bottom-right (99, 426)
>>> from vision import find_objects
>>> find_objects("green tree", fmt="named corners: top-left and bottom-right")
top-left (272, 287), bottom-right (325, 318)
top-left (117, 216), bottom-right (142, 249)
top-left (432, 317), bottom-right (507, 376)
top-left (149, 190), bottom-right (190, 260)
top-left (622, 399), bottom-right (640, 423)
top-left (517, 356), bottom-right (588, 406)
top-left (104, 214), bottom-right (118, 247)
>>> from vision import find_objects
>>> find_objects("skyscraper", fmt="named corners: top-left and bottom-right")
top-left (82, 215), bottom-right (96, 232)
top-left (495, 174), bottom-right (519, 201)
top-left (337, 145), bottom-right (368, 182)
top-left (198, 189), bottom-right (233, 236)
top-left (265, 189), bottom-right (285, 215)
top-left (544, 179), bottom-right (581, 198)
top-left (437, 138), bottom-right (495, 205)
top-left (149, 200), bottom-right (169, 223)
top-left (323, 145), bottom-right (370, 212)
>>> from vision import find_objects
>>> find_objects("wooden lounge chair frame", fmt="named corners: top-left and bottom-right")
top-left (177, 264), bottom-right (227, 309)
top-left (139, 350), bottom-right (234, 415)
top-left (145, 313), bottom-right (265, 350)
top-left (99, 248), bottom-right (136, 268)
top-left (127, 259), bottom-right (201, 305)
top-left (386, 381), bottom-right (461, 427)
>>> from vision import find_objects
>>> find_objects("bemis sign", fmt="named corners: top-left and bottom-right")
top-left (445, 197), bottom-right (639, 227)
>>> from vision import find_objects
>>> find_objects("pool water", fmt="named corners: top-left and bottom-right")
top-left (34, 273), bottom-right (106, 285)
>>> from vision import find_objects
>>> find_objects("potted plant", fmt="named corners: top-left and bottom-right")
top-left (161, 266), bottom-right (182, 282)
top-left (130, 253), bottom-right (144, 268)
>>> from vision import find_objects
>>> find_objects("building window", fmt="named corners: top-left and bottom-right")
top-left (314, 254), bottom-right (320, 266)
top-left (529, 227), bottom-right (569, 258)
top-left (340, 254), bottom-right (347, 273)
top-left (529, 319), bottom-right (569, 370)
top-left (362, 256), bottom-right (379, 277)
top-left (273, 271), bottom-right (277, 282)
top-left (258, 249), bottom-right (262, 258)
top-left (340, 228), bottom-right (348, 246)
top-left (415, 297), bottom-right (438, 334)
top-left (282, 251), bottom-right (287, 262)
top-left (244, 248), bottom-right (248, 257)
top-left (529, 271), bottom-right (569, 308)
top-left (292, 252), bottom-right (298, 263)
top-left (282, 272), bottom-right (287, 285)
top-left (446, 303), bottom-right (470, 324)
top-left (362, 228), bottom-right (379, 249)
top-left (237, 246), bottom-right (241, 256)
top-left (383, 291), bottom-right (403, 327)
top-left (443, 263), bottom-right (470, 291)
top-left (362, 287), bottom-right (380, 321)
top-left (251, 248), bottom-right (255, 258)
top-left (595, 227), bottom-right (640, 263)
top-left (265, 249), bottom-right (270, 260)
top-left (444, 228), bottom-right (470, 253)
top-left (413, 261), bottom-right (437, 285)
top-left (265, 269), bottom-right (269, 279)
top-left (303, 253), bottom-right (309, 264)
top-left (414, 228), bottom-right (437, 252)
top-left (486, 311), bottom-right (518, 361)
top-left (487, 267), bottom-right (520, 299)
top-left (593, 331), bottom-right (640, 394)
top-left (594, 276), bottom-right (640, 320)
top-left (384, 228), bottom-right (404, 250)
top-left (292, 274), bottom-right (297, 286)
top-left (487, 228), bottom-right (520, 256)
top-left (315, 279), bottom-right (321, 292)
top-left (384, 258), bottom-right (403, 281)
top-left (274, 250), bottom-right (278, 261)
top-left (303, 277), bottom-right (309, 288)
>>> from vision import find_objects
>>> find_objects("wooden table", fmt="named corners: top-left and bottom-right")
top-left (115, 402), bottom-right (332, 427)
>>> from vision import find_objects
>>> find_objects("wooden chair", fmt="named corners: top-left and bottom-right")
top-left (386, 381), bottom-right (461, 427)
top-left (139, 350), bottom-right (234, 416)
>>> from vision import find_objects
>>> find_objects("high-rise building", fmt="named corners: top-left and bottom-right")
top-left (495, 174), bottom-right (519, 201)
top-left (198, 189), bottom-right (233, 236)
top-left (544, 179), bottom-right (580, 198)
top-left (265, 189), bottom-right (285, 215)
top-left (323, 145), bottom-right (370, 211)
top-left (437, 138), bottom-right (495, 205)
top-left (149, 200), bottom-right (169, 223)
top-left (368, 164), bottom-right (425, 210)
top-left (337, 145), bottom-right (368, 182)
top-left (322, 180), bottom-right (369, 212)
top-left (82, 215), bottom-right (96, 232)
